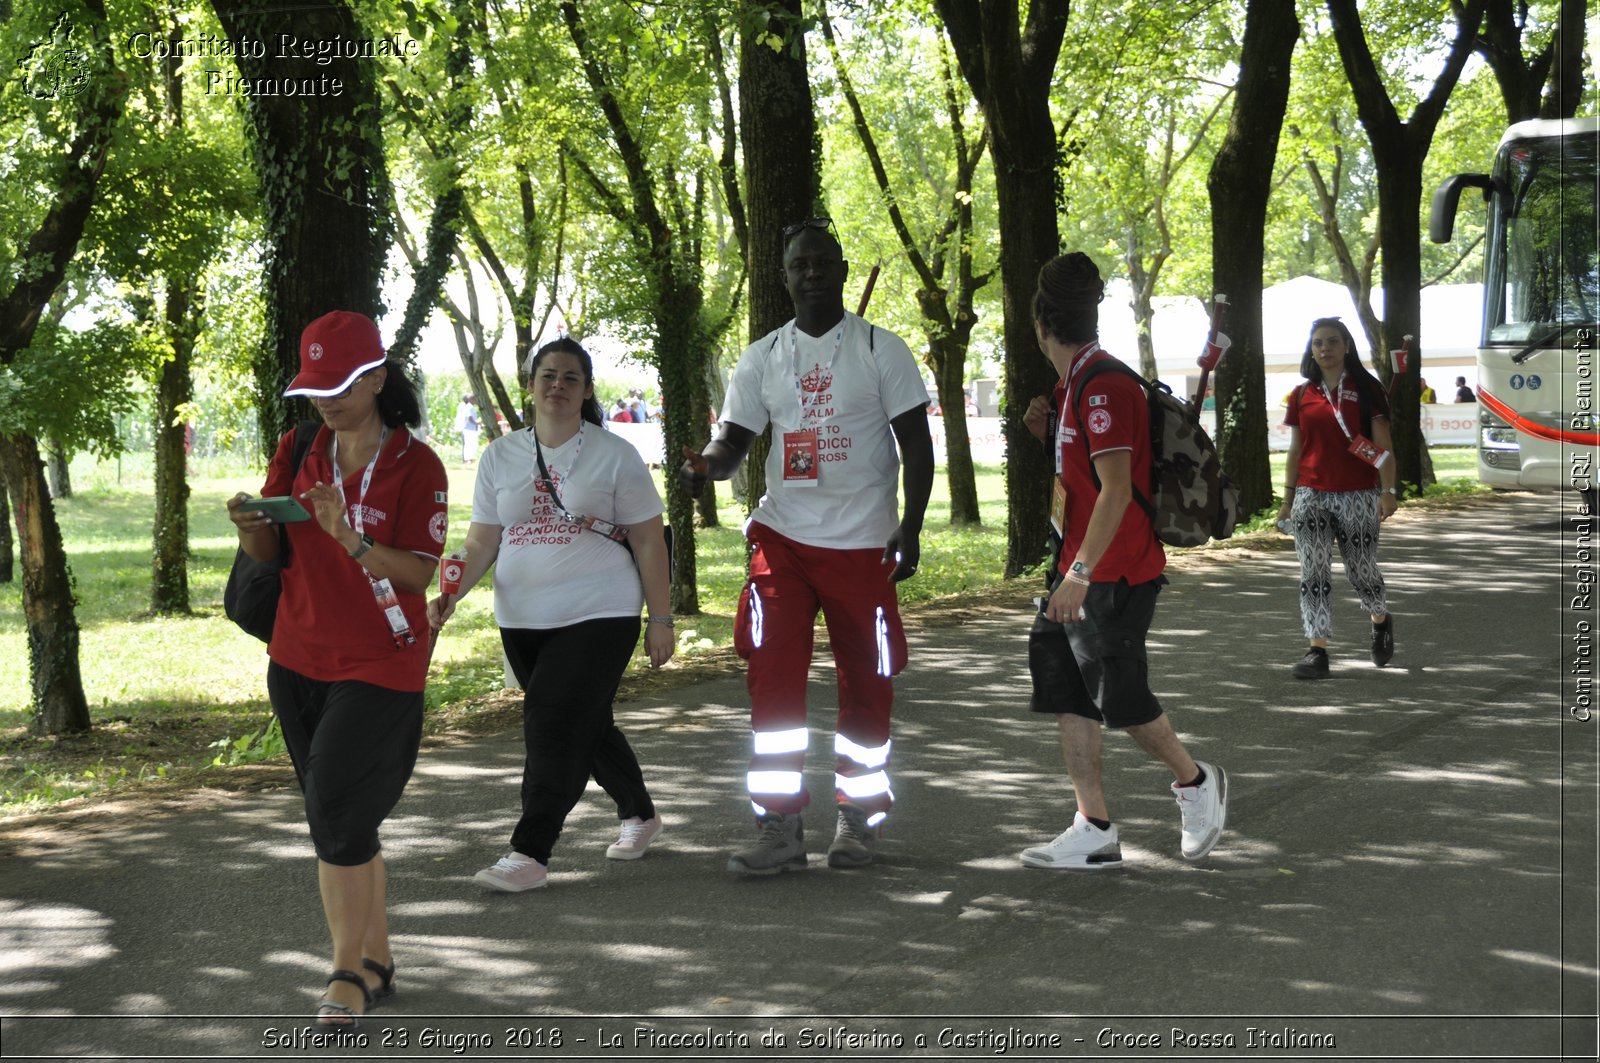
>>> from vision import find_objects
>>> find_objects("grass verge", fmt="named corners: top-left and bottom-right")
top-left (0, 448), bottom-right (1487, 819)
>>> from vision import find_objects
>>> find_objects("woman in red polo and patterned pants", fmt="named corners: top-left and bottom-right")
top-left (1276, 317), bottom-right (1398, 679)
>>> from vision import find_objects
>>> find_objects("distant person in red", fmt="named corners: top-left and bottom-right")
top-left (1276, 317), bottom-right (1397, 679)
top-left (226, 311), bottom-right (448, 1028)
top-left (611, 398), bottom-right (634, 423)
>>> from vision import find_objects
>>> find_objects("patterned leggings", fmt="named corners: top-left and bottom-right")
top-left (1291, 487), bottom-right (1387, 640)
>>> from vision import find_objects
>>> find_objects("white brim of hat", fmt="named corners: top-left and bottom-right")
top-left (283, 356), bottom-right (389, 398)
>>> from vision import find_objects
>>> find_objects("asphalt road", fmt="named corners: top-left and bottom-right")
top-left (0, 491), bottom-right (1595, 1062)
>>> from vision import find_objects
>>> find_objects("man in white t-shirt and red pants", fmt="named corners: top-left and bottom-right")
top-left (681, 218), bottom-right (934, 875)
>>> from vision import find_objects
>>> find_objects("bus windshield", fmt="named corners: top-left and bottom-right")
top-left (1486, 131), bottom-right (1599, 345)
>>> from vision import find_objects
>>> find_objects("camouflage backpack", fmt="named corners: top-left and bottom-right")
top-left (1073, 360), bottom-right (1242, 548)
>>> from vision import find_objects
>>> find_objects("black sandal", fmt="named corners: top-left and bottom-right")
top-left (362, 957), bottom-right (397, 1001)
top-left (315, 969), bottom-right (372, 1029)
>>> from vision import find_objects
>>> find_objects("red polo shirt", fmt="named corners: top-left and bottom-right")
top-left (1285, 377), bottom-right (1389, 492)
top-left (261, 425), bottom-right (448, 691)
top-left (1055, 349), bottom-right (1166, 585)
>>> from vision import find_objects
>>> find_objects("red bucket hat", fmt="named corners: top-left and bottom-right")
top-left (284, 311), bottom-right (387, 397)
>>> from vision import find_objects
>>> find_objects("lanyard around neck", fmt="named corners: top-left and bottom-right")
top-left (1060, 341), bottom-right (1103, 429)
top-left (531, 425), bottom-right (628, 544)
top-left (332, 427), bottom-right (389, 534)
top-left (532, 423), bottom-right (584, 500)
top-left (1320, 374), bottom-right (1355, 440)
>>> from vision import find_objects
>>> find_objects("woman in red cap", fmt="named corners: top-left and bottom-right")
top-left (226, 311), bottom-right (448, 1028)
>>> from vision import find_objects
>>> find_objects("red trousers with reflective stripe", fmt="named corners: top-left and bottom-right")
top-left (737, 522), bottom-right (907, 816)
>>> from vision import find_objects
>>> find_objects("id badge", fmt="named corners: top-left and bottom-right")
top-left (1347, 433), bottom-right (1390, 469)
top-left (371, 577), bottom-right (418, 647)
top-left (1050, 479), bottom-right (1067, 538)
top-left (782, 429), bottom-right (820, 486)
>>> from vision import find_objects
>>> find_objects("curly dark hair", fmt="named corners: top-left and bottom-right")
top-left (1032, 253), bottom-right (1105, 343)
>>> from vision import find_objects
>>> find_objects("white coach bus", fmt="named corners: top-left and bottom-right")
top-left (1430, 116), bottom-right (1599, 510)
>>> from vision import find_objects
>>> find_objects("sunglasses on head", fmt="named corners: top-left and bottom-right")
top-left (782, 217), bottom-right (836, 241)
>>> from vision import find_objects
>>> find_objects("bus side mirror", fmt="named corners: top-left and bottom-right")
top-left (1429, 173), bottom-right (1495, 243)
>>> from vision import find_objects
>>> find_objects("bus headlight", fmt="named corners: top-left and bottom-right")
top-left (1479, 408), bottom-right (1519, 451)
top-left (1481, 425), bottom-right (1519, 449)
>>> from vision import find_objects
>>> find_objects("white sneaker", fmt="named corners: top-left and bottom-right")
top-left (1019, 812), bottom-right (1123, 870)
top-left (605, 816), bottom-right (663, 860)
top-left (474, 852), bottom-right (548, 891)
top-left (1172, 761), bottom-right (1228, 861)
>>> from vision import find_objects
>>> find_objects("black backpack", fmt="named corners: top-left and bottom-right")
top-left (223, 422), bottom-right (319, 642)
top-left (1072, 361), bottom-right (1241, 548)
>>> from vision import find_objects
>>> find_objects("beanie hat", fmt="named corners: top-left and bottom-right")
top-left (284, 311), bottom-right (387, 397)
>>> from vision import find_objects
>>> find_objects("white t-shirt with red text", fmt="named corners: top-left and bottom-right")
top-left (721, 312), bottom-right (928, 549)
top-left (471, 424), bottom-right (663, 629)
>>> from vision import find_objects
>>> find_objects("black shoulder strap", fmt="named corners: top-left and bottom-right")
top-left (273, 421), bottom-right (320, 561)
top-left (289, 420), bottom-right (319, 476)
top-left (1069, 359), bottom-right (1156, 522)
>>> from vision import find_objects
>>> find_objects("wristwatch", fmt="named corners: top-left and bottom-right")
top-left (349, 533), bottom-right (375, 559)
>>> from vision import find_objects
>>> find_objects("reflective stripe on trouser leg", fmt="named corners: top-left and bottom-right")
top-left (835, 732), bottom-right (892, 825)
top-left (748, 726), bottom-right (808, 816)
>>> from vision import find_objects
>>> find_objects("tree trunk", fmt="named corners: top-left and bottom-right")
top-left (821, 7), bottom-right (986, 527)
top-left (0, 468), bottom-right (13, 584)
top-left (1209, 0), bottom-right (1299, 517)
top-left (211, 0), bottom-right (392, 443)
top-left (655, 286), bottom-right (710, 615)
top-left (0, 435), bottom-right (90, 735)
top-left (1474, 0), bottom-right (1585, 122)
top-left (0, 0), bottom-right (124, 734)
top-left (1329, 0), bottom-right (1486, 496)
top-left (1543, 0), bottom-right (1585, 119)
top-left (44, 440), bottom-right (71, 500)
top-left (1126, 238), bottom-right (1159, 380)
top-left (694, 358), bottom-right (719, 527)
top-left (561, 0), bottom-right (731, 616)
top-left (1374, 167), bottom-right (1426, 491)
top-left (152, 278), bottom-right (197, 613)
top-left (938, 0), bottom-right (1069, 576)
top-left (929, 329), bottom-right (980, 525)
top-left (739, 0), bottom-right (818, 515)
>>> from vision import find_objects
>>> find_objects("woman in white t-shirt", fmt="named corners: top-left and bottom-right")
top-left (427, 338), bottom-right (674, 893)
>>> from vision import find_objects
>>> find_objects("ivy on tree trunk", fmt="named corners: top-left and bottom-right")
top-left (1208, 0), bottom-right (1299, 518)
top-left (937, 0), bottom-right (1070, 577)
top-left (0, 0), bottom-right (124, 735)
top-left (739, 0), bottom-right (819, 516)
top-left (1328, 0), bottom-right (1487, 498)
top-left (211, 0), bottom-right (394, 444)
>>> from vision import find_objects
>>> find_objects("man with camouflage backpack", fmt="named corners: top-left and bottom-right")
top-left (1018, 252), bottom-right (1229, 871)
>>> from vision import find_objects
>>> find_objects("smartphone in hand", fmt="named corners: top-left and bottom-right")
top-left (239, 496), bottom-right (312, 523)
